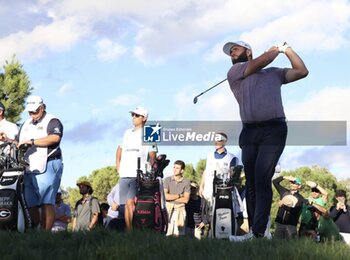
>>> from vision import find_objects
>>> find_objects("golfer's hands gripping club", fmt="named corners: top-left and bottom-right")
top-left (276, 42), bottom-right (290, 53)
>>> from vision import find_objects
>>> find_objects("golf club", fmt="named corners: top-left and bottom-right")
top-left (193, 78), bottom-right (227, 104)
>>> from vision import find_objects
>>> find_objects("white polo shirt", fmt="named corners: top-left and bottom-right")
top-left (118, 128), bottom-right (157, 178)
top-left (0, 118), bottom-right (18, 143)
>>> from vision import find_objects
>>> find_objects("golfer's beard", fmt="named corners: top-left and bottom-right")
top-left (231, 53), bottom-right (248, 65)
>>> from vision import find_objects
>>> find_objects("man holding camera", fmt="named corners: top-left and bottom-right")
top-left (329, 189), bottom-right (350, 244)
top-left (273, 175), bottom-right (305, 239)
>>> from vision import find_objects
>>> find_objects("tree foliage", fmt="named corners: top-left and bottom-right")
top-left (195, 158), bottom-right (206, 180)
top-left (183, 163), bottom-right (199, 183)
top-left (0, 56), bottom-right (32, 123)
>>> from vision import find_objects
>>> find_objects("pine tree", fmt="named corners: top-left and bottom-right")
top-left (0, 55), bottom-right (32, 123)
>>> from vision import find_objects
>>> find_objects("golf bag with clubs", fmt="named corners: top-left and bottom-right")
top-left (211, 165), bottom-right (243, 239)
top-left (0, 142), bottom-right (32, 232)
top-left (132, 154), bottom-right (169, 233)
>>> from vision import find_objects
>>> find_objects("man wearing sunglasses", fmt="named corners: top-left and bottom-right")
top-left (116, 107), bottom-right (157, 231)
top-left (17, 95), bottom-right (64, 231)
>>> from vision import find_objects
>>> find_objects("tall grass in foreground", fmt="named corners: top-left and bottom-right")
top-left (0, 228), bottom-right (349, 260)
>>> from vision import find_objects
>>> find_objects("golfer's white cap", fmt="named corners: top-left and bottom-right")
top-left (25, 95), bottom-right (44, 112)
top-left (129, 107), bottom-right (148, 118)
top-left (223, 40), bottom-right (252, 56)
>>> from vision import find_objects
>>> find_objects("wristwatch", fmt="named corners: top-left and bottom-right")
top-left (30, 139), bottom-right (35, 145)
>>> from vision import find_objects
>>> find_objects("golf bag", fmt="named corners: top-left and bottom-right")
top-left (0, 142), bottom-right (32, 232)
top-left (211, 165), bottom-right (243, 239)
top-left (132, 154), bottom-right (169, 234)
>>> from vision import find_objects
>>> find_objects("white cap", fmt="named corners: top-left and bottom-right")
top-left (129, 107), bottom-right (148, 118)
top-left (223, 40), bottom-right (252, 56)
top-left (25, 95), bottom-right (44, 112)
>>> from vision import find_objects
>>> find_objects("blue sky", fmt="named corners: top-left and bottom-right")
top-left (0, 0), bottom-right (349, 188)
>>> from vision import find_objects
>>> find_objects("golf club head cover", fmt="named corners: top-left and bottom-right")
top-left (152, 154), bottom-right (170, 178)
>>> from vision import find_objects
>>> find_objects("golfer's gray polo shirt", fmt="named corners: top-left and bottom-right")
top-left (227, 61), bottom-right (288, 123)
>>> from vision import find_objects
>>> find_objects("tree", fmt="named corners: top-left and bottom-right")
top-left (90, 166), bottom-right (119, 202)
top-left (183, 163), bottom-right (201, 183)
top-left (0, 55), bottom-right (32, 123)
top-left (196, 158), bottom-right (206, 180)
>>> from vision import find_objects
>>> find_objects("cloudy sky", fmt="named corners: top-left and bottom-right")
top-left (0, 0), bottom-right (349, 188)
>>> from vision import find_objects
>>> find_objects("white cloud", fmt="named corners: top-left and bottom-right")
top-left (0, 18), bottom-right (90, 62)
top-left (281, 146), bottom-right (350, 180)
top-left (1, 0), bottom-right (349, 63)
top-left (110, 94), bottom-right (140, 106)
top-left (95, 38), bottom-right (127, 62)
top-left (173, 80), bottom-right (240, 120)
top-left (285, 86), bottom-right (350, 121)
top-left (57, 82), bottom-right (74, 97)
top-left (239, 1), bottom-right (350, 53)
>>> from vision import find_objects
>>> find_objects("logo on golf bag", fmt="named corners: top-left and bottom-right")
top-left (143, 123), bottom-right (161, 143)
top-left (0, 209), bottom-right (11, 219)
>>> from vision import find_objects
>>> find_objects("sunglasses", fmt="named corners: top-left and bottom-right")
top-left (131, 113), bottom-right (142, 118)
top-left (29, 106), bottom-right (41, 115)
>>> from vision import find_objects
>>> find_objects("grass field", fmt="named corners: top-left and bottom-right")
top-left (0, 228), bottom-right (349, 260)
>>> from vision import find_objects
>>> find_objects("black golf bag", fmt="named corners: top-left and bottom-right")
top-left (211, 165), bottom-right (243, 239)
top-left (132, 154), bottom-right (169, 234)
top-left (0, 142), bottom-right (32, 232)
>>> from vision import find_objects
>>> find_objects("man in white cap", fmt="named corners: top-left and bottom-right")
top-left (0, 101), bottom-right (19, 144)
top-left (17, 95), bottom-right (64, 230)
top-left (116, 107), bottom-right (157, 231)
top-left (223, 41), bottom-right (308, 241)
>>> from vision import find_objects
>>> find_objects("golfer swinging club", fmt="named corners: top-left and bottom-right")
top-left (224, 41), bottom-right (308, 241)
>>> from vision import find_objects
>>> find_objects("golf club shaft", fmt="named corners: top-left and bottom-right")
top-left (199, 78), bottom-right (227, 96)
top-left (193, 78), bottom-right (227, 104)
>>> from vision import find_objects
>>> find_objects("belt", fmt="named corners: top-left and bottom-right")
top-left (47, 157), bottom-right (62, 161)
top-left (243, 118), bottom-right (286, 128)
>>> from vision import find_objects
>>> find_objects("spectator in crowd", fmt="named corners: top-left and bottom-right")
top-left (164, 160), bottom-right (191, 237)
top-left (100, 203), bottom-right (110, 226)
top-left (51, 190), bottom-right (71, 232)
top-left (72, 181), bottom-right (100, 231)
top-left (329, 189), bottom-right (350, 244)
top-left (273, 176), bottom-right (305, 239)
top-left (310, 200), bottom-right (343, 242)
top-left (185, 181), bottom-right (202, 239)
top-left (299, 181), bottom-right (328, 237)
top-left (106, 183), bottom-right (125, 231)
top-left (116, 107), bottom-right (157, 231)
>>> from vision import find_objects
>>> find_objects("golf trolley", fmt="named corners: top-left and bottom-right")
top-left (132, 154), bottom-right (169, 233)
top-left (0, 142), bottom-right (32, 232)
top-left (211, 165), bottom-right (243, 239)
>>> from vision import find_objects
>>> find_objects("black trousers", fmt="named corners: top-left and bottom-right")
top-left (239, 121), bottom-right (287, 236)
